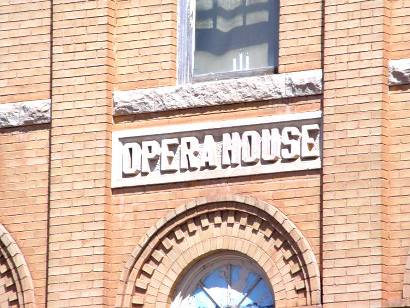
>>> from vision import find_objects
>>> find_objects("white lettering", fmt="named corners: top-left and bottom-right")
top-left (200, 135), bottom-right (218, 168)
top-left (222, 132), bottom-right (241, 167)
top-left (241, 130), bottom-right (260, 164)
top-left (281, 127), bottom-right (300, 160)
top-left (301, 124), bottom-right (320, 158)
top-left (113, 113), bottom-right (323, 188)
top-left (261, 128), bottom-right (280, 162)
top-left (122, 143), bottom-right (142, 175)
top-left (141, 140), bottom-right (161, 174)
top-left (161, 138), bottom-right (179, 172)
top-left (180, 137), bottom-right (200, 171)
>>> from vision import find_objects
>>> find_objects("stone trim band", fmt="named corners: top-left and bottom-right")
top-left (0, 99), bottom-right (51, 129)
top-left (389, 59), bottom-right (410, 86)
top-left (0, 60), bottom-right (409, 129)
top-left (113, 69), bottom-right (323, 115)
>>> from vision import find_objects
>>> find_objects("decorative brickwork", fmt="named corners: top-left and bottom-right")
top-left (116, 195), bottom-right (320, 308)
top-left (0, 224), bottom-right (35, 308)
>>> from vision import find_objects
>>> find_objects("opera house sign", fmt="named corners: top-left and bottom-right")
top-left (112, 111), bottom-right (322, 188)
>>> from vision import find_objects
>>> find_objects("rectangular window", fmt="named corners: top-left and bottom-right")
top-left (178, 0), bottom-right (279, 83)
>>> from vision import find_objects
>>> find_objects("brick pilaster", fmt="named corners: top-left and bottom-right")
top-left (47, 0), bottom-right (114, 306)
top-left (322, 0), bottom-right (390, 306)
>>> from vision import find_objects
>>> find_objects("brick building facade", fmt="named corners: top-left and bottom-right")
top-left (0, 0), bottom-right (410, 307)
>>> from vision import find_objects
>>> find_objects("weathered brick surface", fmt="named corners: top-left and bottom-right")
top-left (0, 1), bottom-right (50, 104)
top-left (0, 127), bottom-right (49, 307)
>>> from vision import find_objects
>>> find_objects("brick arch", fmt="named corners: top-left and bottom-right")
top-left (404, 248), bottom-right (410, 300)
top-left (0, 224), bottom-right (35, 308)
top-left (116, 194), bottom-right (321, 308)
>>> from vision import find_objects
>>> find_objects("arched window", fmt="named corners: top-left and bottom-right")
top-left (178, 0), bottom-right (280, 83)
top-left (171, 252), bottom-right (275, 308)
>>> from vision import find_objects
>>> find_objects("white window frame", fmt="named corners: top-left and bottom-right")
top-left (177, 0), bottom-right (279, 84)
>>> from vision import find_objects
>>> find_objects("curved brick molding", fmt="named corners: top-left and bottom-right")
top-left (0, 99), bottom-right (51, 129)
top-left (116, 195), bottom-right (321, 308)
top-left (389, 59), bottom-right (410, 86)
top-left (113, 70), bottom-right (323, 115)
top-left (0, 224), bottom-right (35, 307)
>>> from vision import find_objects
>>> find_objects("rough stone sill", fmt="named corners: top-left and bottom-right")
top-left (0, 99), bottom-right (51, 129)
top-left (389, 59), bottom-right (410, 86)
top-left (113, 69), bottom-right (323, 115)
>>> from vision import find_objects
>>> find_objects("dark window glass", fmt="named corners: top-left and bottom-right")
top-left (194, 0), bottom-right (279, 76)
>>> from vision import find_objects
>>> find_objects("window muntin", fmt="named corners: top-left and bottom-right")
top-left (171, 253), bottom-right (275, 308)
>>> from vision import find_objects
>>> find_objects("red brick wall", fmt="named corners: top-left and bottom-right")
top-left (391, 1), bottom-right (410, 59)
top-left (0, 0), bottom-right (410, 307)
top-left (0, 1), bottom-right (50, 104)
top-left (47, 0), bottom-right (114, 307)
top-left (0, 126), bottom-right (49, 306)
top-left (322, 0), bottom-right (390, 306)
top-left (384, 88), bottom-right (410, 304)
top-left (278, 0), bottom-right (322, 73)
top-left (116, 0), bottom-right (177, 90)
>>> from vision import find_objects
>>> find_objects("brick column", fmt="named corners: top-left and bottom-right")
top-left (322, 0), bottom-right (390, 306)
top-left (47, 1), bottom-right (114, 306)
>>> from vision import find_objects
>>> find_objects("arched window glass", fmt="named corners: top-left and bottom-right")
top-left (171, 253), bottom-right (275, 308)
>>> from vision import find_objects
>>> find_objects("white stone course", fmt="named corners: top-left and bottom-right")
top-left (113, 69), bottom-right (323, 115)
top-left (0, 99), bottom-right (51, 129)
top-left (389, 59), bottom-right (410, 86)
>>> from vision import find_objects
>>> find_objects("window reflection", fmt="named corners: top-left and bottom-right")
top-left (194, 0), bottom-right (279, 75)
